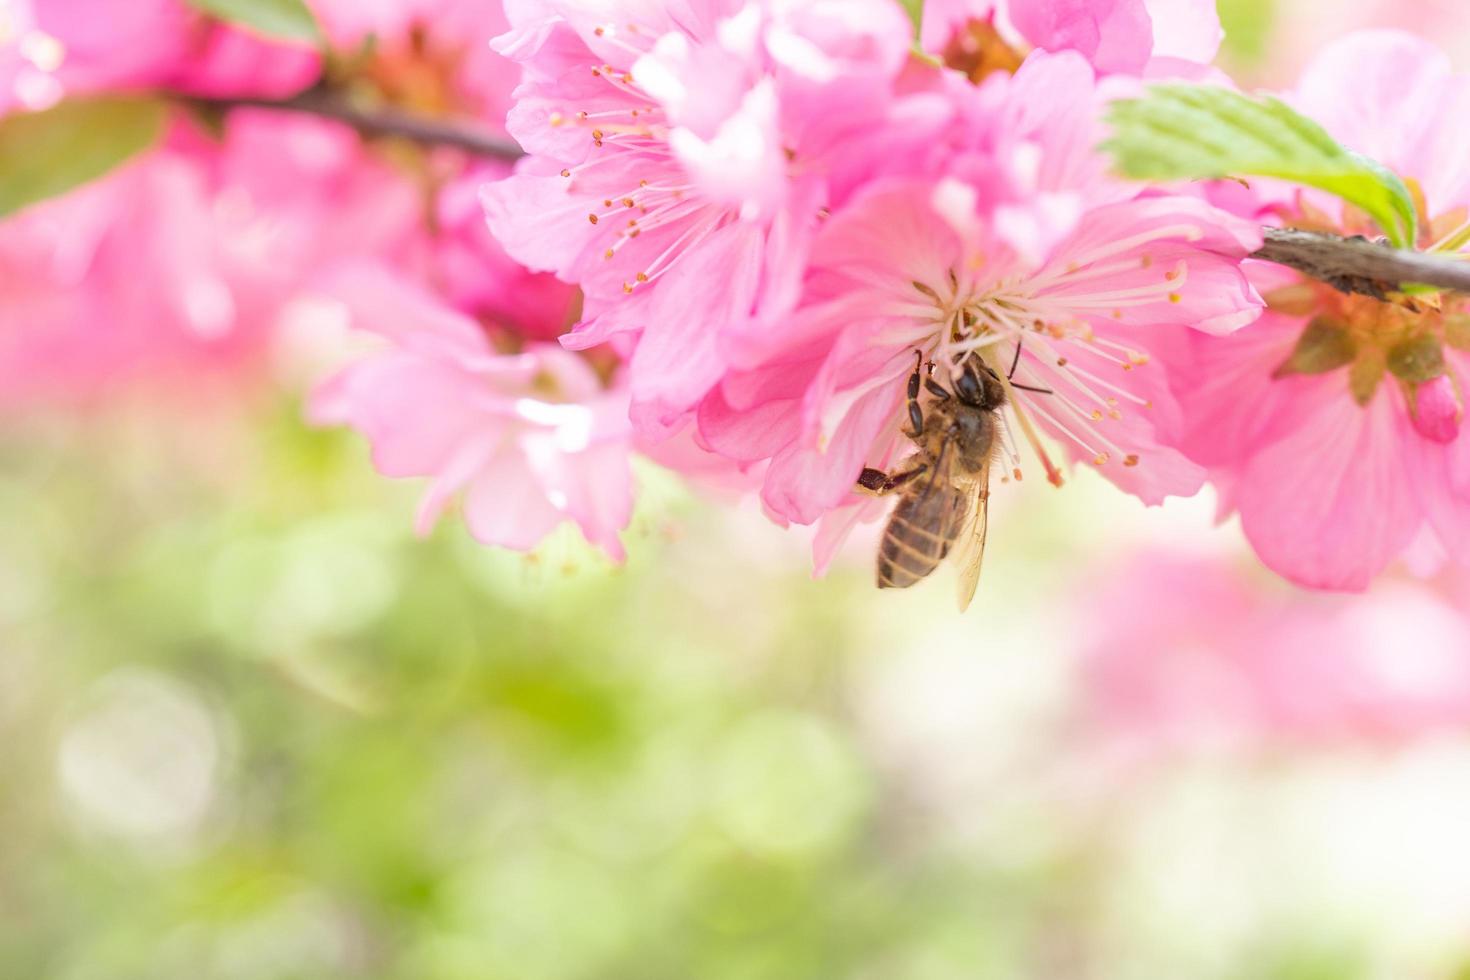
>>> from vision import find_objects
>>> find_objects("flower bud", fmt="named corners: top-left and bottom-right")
top-left (1412, 374), bottom-right (1462, 445)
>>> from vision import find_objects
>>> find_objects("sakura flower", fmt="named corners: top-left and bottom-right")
top-left (1160, 32), bottom-right (1470, 591)
top-left (1249, 0), bottom-right (1470, 87)
top-left (306, 0), bottom-right (581, 336)
top-left (698, 51), bottom-right (1261, 542)
top-left (921, 0), bottom-right (1223, 80)
top-left (3, 0), bottom-right (318, 113)
top-left (0, 107), bottom-right (431, 406)
top-left (0, 146), bottom-right (265, 403)
top-left (310, 267), bottom-right (634, 560)
top-left (309, 0), bottom-right (523, 128)
top-left (1077, 552), bottom-right (1470, 751)
top-left (0, 0), bottom-right (572, 405)
top-left (434, 164), bottom-right (582, 340)
top-left (482, 0), bottom-right (914, 438)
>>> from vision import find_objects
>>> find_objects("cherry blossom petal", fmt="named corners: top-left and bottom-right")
top-left (1235, 382), bottom-right (1420, 591)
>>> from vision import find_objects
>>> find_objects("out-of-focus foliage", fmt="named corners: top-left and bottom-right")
top-left (6, 397), bottom-right (1470, 980)
top-left (0, 95), bottom-right (166, 217)
top-left (0, 399), bottom-right (1057, 979)
top-left (185, 0), bottom-right (322, 42)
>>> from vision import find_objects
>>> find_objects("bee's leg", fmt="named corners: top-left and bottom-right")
top-left (885, 465), bottom-right (929, 491)
top-left (857, 462), bottom-right (929, 497)
top-left (905, 350), bottom-right (925, 438)
top-left (925, 377), bottom-right (952, 401)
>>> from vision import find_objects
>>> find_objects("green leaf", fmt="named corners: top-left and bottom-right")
top-left (1104, 84), bottom-right (1418, 248)
top-left (0, 96), bottom-right (166, 219)
top-left (898, 0), bottom-right (924, 38)
top-left (185, 0), bottom-right (321, 42)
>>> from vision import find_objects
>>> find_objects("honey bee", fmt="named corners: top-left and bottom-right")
top-left (857, 349), bottom-right (1011, 612)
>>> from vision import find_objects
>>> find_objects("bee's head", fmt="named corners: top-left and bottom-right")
top-left (953, 358), bottom-right (1007, 410)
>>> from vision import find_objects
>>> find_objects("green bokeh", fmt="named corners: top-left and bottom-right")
top-left (2, 389), bottom-right (1467, 979)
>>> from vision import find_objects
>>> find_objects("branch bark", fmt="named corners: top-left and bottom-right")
top-left (1253, 228), bottom-right (1470, 297)
top-left (183, 88), bottom-right (524, 161)
top-left (180, 94), bottom-right (1470, 298)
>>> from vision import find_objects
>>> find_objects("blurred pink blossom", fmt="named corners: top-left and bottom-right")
top-left (1245, 0), bottom-right (1470, 86)
top-left (309, 0), bottom-right (522, 129)
top-left (0, 112), bottom-right (423, 405)
top-left (310, 267), bottom-right (635, 559)
top-left (0, 0), bottom-right (579, 406)
top-left (920, 0), bottom-right (1222, 74)
top-left (1079, 553), bottom-right (1470, 749)
top-left (2, 0), bottom-right (318, 114)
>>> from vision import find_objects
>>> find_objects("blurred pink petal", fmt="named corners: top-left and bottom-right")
top-left (1081, 553), bottom-right (1470, 750)
top-left (311, 269), bottom-right (636, 559)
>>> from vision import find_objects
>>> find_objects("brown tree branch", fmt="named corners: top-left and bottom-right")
top-left (178, 95), bottom-right (1470, 298)
top-left (182, 88), bottom-right (524, 161)
top-left (1253, 228), bottom-right (1470, 297)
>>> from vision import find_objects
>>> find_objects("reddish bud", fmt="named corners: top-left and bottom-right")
top-left (1413, 375), bottom-right (1462, 445)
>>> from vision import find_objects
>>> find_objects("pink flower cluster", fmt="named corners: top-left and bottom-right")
top-left (480, 0), bottom-right (1263, 567)
top-left (6, 0), bottom-right (1470, 593)
top-left (1, 0), bottom-right (626, 555)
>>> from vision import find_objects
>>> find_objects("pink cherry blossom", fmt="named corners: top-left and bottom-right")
top-left (310, 266), bottom-right (635, 559)
top-left (920, 0), bottom-right (1221, 76)
top-left (1078, 553), bottom-right (1470, 750)
top-left (697, 52), bottom-right (1260, 544)
top-left (482, 0), bottom-right (914, 439)
top-left (0, 110), bottom-right (427, 405)
top-left (434, 164), bottom-right (581, 340)
top-left (304, 0), bottom-right (580, 337)
top-left (0, 0), bottom-right (573, 407)
top-left (1160, 32), bottom-right (1470, 591)
top-left (1248, 0), bottom-right (1470, 87)
top-left (3, 0), bottom-right (318, 113)
top-left (0, 144), bottom-right (267, 404)
top-left (309, 0), bottom-right (523, 129)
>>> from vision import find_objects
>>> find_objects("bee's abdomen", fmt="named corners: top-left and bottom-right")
top-left (877, 488), bottom-right (963, 590)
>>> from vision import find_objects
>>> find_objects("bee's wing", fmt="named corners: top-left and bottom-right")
top-left (953, 460), bottom-right (992, 613)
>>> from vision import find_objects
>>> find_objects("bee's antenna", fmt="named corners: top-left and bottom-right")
top-left (1005, 339), bottom-right (1054, 395)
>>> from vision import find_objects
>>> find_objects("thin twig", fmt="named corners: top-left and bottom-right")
top-left (1253, 228), bottom-right (1470, 296)
top-left (177, 95), bottom-right (1470, 297)
top-left (183, 88), bottom-right (525, 161)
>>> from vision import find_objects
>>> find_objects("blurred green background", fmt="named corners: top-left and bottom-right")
top-left (9, 4), bottom-right (1470, 979)
top-left (7, 384), bottom-right (1470, 980)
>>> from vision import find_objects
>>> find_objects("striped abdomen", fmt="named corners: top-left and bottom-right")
top-left (877, 484), bottom-right (967, 590)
